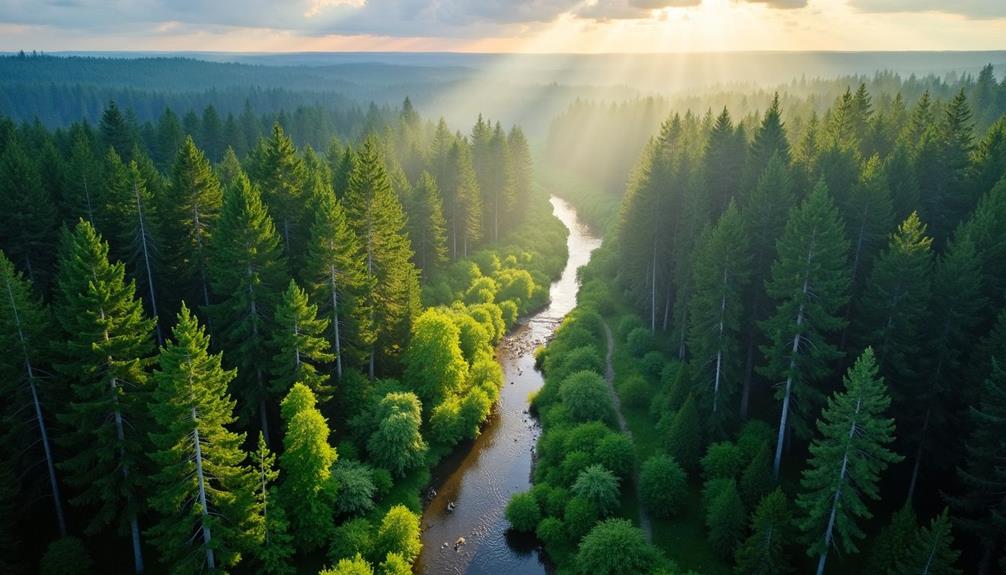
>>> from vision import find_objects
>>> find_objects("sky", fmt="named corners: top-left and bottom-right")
top-left (0, 0), bottom-right (1003, 53)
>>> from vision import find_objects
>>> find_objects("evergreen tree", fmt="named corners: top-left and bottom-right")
top-left (867, 504), bottom-right (918, 575)
top-left (164, 136), bottom-right (223, 311)
top-left (209, 174), bottom-right (287, 443)
top-left (688, 202), bottom-right (751, 433)
top-left (706, 478), bottom-right (746, 555)
top-left (760, 180), bottom-right (850, 477)
top-left (279, 383), bottom-right (337, 552)
top-left (367, 391), bottom-right (427, 477)
top-left (796, 348), bottom-right (901, 575)
top-left (841, 155), bottom-right (895, 305)
top-left (344, 138), bottom-right (419, 376)
top-left (406, 171), bottom-right (448, 273)
top-left (896, 509), bottom-right (961, 575)
top-left (704, 107), bottom-right (746, 215)
top-left (744, 93), bottom-right (790, 193)
top-left (948, 360), bottom-right (1006, 574)
top-left (885, 142), bottom-right (920, 222)
top-left (147, 305), bottom-right (259, 575)
top-left (854, 212), bottom-right (932, 390)
top-left (54, 221), bottom-right (155, 573)
top-left (443, 139), bottom-right (482, 259)
top-left (155, 108), bottom-right (184, 171)
top-left (254, 123), bottom-right (307, 264)
top-left (664, 393), bottom-right (703, 472)
top-left (249, 433), bottom-right (295, 575)
top-left (739, 154), bottom-right (795, 417)
top-left (733, 489), bottom-right (793, 575)
top-left (270, 279), bottom-right (335, 402)
top-left (303, 182), bottom-right (369, 379)
top-left (506, 126), bottom-right (533, 229)
top-left (0, 137), bottom-right (58, 287)
top-left (100, 101), bottom-right (135, 161)
top-left (906, 235), bottom-right (984, 501)
top-left (0, 253), bottom-right (66, 536)
top-left (62, 132), bottom-right (102, 225)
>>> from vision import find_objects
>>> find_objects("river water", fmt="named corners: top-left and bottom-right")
top-left (417, 196), bottom-right (602, 575)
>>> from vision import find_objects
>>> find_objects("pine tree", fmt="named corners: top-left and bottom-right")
top-left (733, 489), bottom-right (793, 575)
top-left (100, 101), bottom-right (135, 161)
top-left (854, 212), bottom-right (932, 391)
top-left (743, 93), bottom-right (790, 194)
top-left (704, 107), bottom-right (746, 215)
top-left (105, 155), bottom-right (165, 344)
top-left (506, 126), bottom-right (533, 229)
top-left (271, 279), bottom-right (335, 402)
top-left (948, 360), bottom-right (1006, 574)
top-left (279, 383), bottom-right (337, 552)
top-left (54, 221), bottom-right (155, 573)
top-left (444, 139), bottom-right (482, 259)
top-left (249, 433), bottom-right (295, 575)
top-left (209, 174), bottom-right (287, 443)
top-left (0, 252), bottom-right (66, 536)
top-left (406, 171), bottom-right (448, 274)
top-left (303, 182), bottom-right (369, 379)
top-left (906, 235), bottom-right (984, 501)
top-left (0, 137), bottom-right (58, 287)
top-left (164, 136), bottom-right (223, 311)
top-left (796, 348), bottom-right (901, 575)
top-left (155, 108), bottom-right (184, 171)
top-left (254, 123), bottom-right (308, 265)
top-left (739, 153), bottom-right (795, 417)
top-left (147, 305), bottom-right (259, 575)
top-left (688, 202), bottom-right (751, 433)
top-left (841, 155), bottom-right (894, 303)
top-left (62, 132), bottom-right (102, 225)
top-left (896, 509), bottom-right (961, 575)
top-left (759, 180), bottom-right (851, 478)
top-left (867, 504), bottom-right (918, 575)
top-left (344, 138), bottom-right (419, 377)
top-left (664, 394), bottom-right (703, 473)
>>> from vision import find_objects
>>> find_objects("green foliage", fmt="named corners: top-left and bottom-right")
top-left (640, 453), bottom-right (688, 518)
top-left (403, 308), bottom-right (468, 410)
top-left (733, 489), bottom-right (793, 575)
top-left (564, 495), bottom-right (599, 543)
top-left (595, 433), bottom-right (636, 480)
top-left (366, 392), bottom-right (428, 477)
top-left (896, 509), bottom-right (961, 575)
top-left (374, 505), bottom-right (421, 564)
top-left (618, 374), bottom-right (651, 409)
top-left (53, 221), bottom-right (154, 537)
top-left (331, 460), bottom-right (377, 517)
top-left (250, 434), bottom-right (296, 575)
top-left (576, 519), bottom-right (661, 575)
top-left (867, 504), bottom-right (918, 575)
top-left (321, 553), bottom-right (374, 575)
top-left (378, 552), bottom-right (412, 575)
top-left (560, 370), bottom-right (615, 424)
top-left (328, 518), bottom-right (374, 564)
top-left (705, 479), bottom-right (746, 555)
top-left (701, 442), bottom-right (745, 481)
top-left (664, 394), bottom-right (703, 472)
top-left (506, 491), bottom-right (542, 532)
top-left (572, 464), bottom-right (621, 516)
top-left (40, 537), bottom-right (94, 575)
top-left (279, 383), bottom-right (338, 552)
top-left (210, 173), bottom-right (287, 431)
top-left (536, 517), bottom-right (566, 549)
top-left (405, 171), bottom-right (448, 273)
top-left (271, 279), bottom-right (335, 401)
top-left (796, 348), bottom-right (901, 569)
top-left (147, 305), bottom-right (258, 574)
top-left (739, 443), bottom-right (774, 510)
top-left (626, 326), bottom-right (654, 357)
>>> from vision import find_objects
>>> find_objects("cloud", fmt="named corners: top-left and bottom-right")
top-left (848, 0), bottom-right (1006, 19)
top-left (574, 0), bottom-right (701, 21)
top-left (733, 0), bottom-right (807, 9)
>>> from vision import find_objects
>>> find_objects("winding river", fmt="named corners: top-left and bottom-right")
top-left (417, 196), bottom-right (602, 575)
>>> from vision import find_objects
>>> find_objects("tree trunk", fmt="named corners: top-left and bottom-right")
top-left (713, 272), bottom-right (728, 413)
top-left (191, 408), bottom-right (216, 571)
top-left (773, 296), bottom-right (806, 479)
top-left (329, 263), bottom-right (343, 379)
top-left (5, 277), bottom-right (67, 536)
top-left (134, 179), bottom-right (162, 345)
top-left (816, 397), bottom-right (861, 575)
top-left (906, 408), bottom-right (930, 503)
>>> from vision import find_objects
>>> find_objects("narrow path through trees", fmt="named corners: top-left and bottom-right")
top-left (601, 320), bottom-right (653, 542)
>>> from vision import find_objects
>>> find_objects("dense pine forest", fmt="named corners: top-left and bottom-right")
top-left (511, 65), bottom-right (1006, 574)
top-left (0, 82), bottom-right (569, 574)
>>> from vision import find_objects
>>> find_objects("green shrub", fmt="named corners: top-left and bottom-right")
top-left (626, 327), bottom-right (654, 357)
top-left (499, 300), bottom-right (519, 327)
top-left (572, 464), bottom-right (621, 516)
top-left (536, 516), bottom-right (567, 549)
top-left (640, 453), bottom-right (688, 518)
top-left (619, 374), bottom-right (650, 409)
top-left (328, 518), bottom-right (374, 563)
top-left (558, 450), bottom-right (593, 486)
top-left (641, 351), bottom-right (666, 381)
top-left (700, 442), bottom-right (745, 481)
top-left (595, 433), bottom-right (636, 480)
top-left (562, 421), bottom-right (611, 456)
top-left (560, 370), bottom-right (614, 423)
top-left (564, 495), bottom-right (599, 543)
top-left (40, 537), bottom-right (93, 575)
top-left (544, 485), bottom-right (570, 517)
top-left (664, 394), bottom-right (702, 473)
top-left (550, 345), bottom-right (604, 383)
top-left (506, 491), bottom-right (542, 532)
top-left (737, 419), bottom-right (775, 457)
top-left (617, 315), bottom-right (644, 342)
top-left (576, 519), bottom-right (660, 575)
top-left (739, 443), bottom-right (774, 508)
top-left (331, 460), bottom-right (377, 516)
top-left (704, 479), bottom-right (746, 555)
top-left (374, 505), bottom-right (421, 564)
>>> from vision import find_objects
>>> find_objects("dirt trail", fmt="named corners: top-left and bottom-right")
top-left (601, 320), bottom-right (653, 543)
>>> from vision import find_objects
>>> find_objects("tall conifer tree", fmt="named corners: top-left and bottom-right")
top-left (270, 279), bottom-right (335, 402)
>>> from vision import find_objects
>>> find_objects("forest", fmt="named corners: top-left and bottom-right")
top-left (511, 63), bottom-right (1006, 574)
top-left (0, 83), bottom-right (569, 574)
